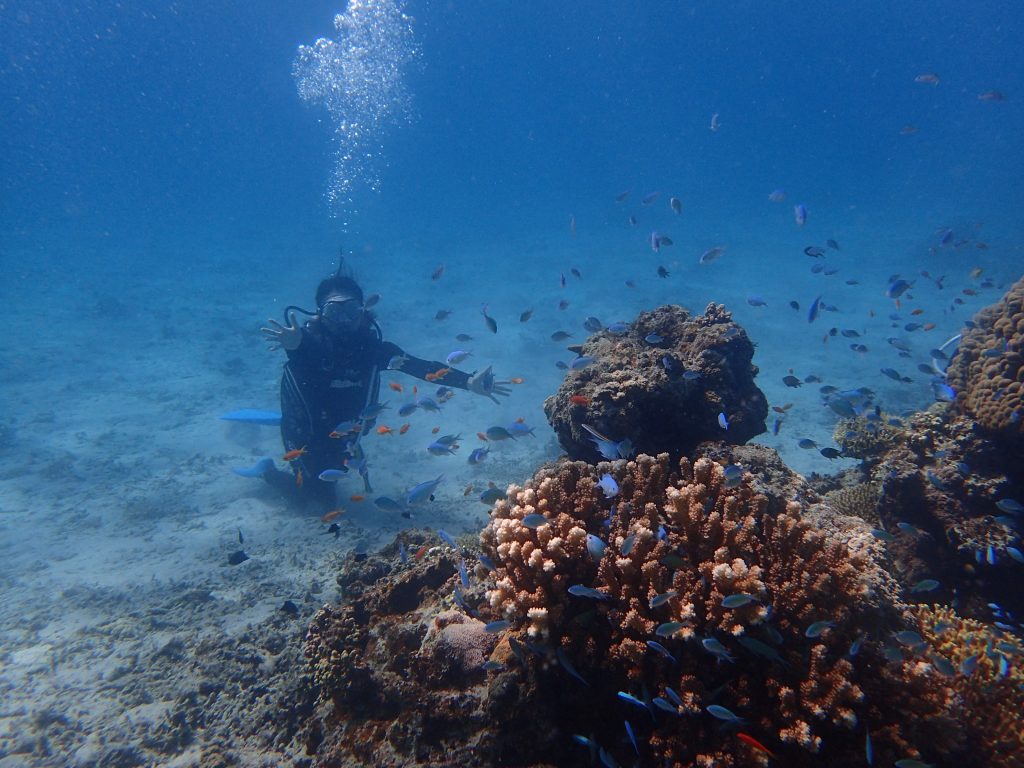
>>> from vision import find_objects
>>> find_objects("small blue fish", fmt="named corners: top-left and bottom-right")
top-left (598, 473), bottom-right (620, 499)
top-left (886, 279), bottom-right (913, 300)
top-left (485, 425), bottom-right (514, 441)
top-left (805, 620), bottom-right (835, 638)
top-left (568, 584), bottom-right (610, 600)
top-left (484, 620), bottom-right (511, 633)
top-left (665, 687), bottom-right (684, 707)
top-left (570, 355), bottom-right (596, 370)
top-left (581, 424), bottom-right (634, 460)
top-left (910, 579), bottom-right (940, 593)
top-left (747, 295), bottom-right (768, 307)
top-left (996, 498), bottom-right (1024, 515)
top-left (407, 475), bottom-right (444, 506)
top-left (478, 553), bottom-right (497, 571)
top-left (468, 447), bottom-right (490, 465)
top-left (793, 203), bottom-right (807, 226)
top-left (848, 634), bottom-right (866, 657)
top-left (893, 630), bottom-right (924, 647)
top-left (865, 728), bottom-right (874, 765)
top-left (894, 760), bottom-right (934, 768)
top-left (928, 653), bottom-right (956, 677)
top-left (646, 640), bottom-right (676, 662)
top-left (359, 401), bottom-right (390, 420)
top-left (374, 496), bottom-right (406, 514)
top-left (718, 412), bottom-right (729, 430)
top-left (621, 533), bottom-right (636, 556)
top-left (706, 704), bottom-right (744, 723)
top-left (616, 691), bottom-right (648, 710)
top-left (721, 593), bottom-right (757, 608)
top-left (808, 295), bottom-right (822, 323)
top-left (656, 622), bottom-right (688, 638)
top-left (959, 654), bottom-right (978, 675)
top-left (426, 440), bottom-right (456, 456)
top-left (521, 513), bottom-right (550, 529)
top-left (398, 542), bottom-right (409, 564)
top-left (507, 421), bottom-right (536, 438)
top-left (871, 528), bottom-right (896, 542)
top-left (652, 697), bottom-right (679, 714)
top-left (586, 534), bottom-right (607, 563)
top-left (556, 647), bottom-right (588, 686)
top-left (649, 590), bottom-right (679, 609)
top-left (722, 464), bottom-right (743, 488)
top-left (701, 637), bottom-right (735, 662)
top-left (624, 720), bottom-right (639, 755)
top-left (458, 558), bottom-right (470, 588)
top-left (479, 487), bottom-right (506, 504)
top-left (317, 468), bottom-right (348, 482)
top-left (437, 529), bottom-right (458, 548)
top-left (644, 333), bottom-right (664, 343)
top-left (397, 402), bottom-right (419, 417)
top-left (482, 660), bottom-right (505, 672)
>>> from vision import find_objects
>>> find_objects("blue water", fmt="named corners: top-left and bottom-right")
top-left (2, 0), bottom-right (1022, 508)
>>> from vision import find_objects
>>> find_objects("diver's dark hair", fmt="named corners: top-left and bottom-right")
top-left (315, 252), bottom-right (364, 308)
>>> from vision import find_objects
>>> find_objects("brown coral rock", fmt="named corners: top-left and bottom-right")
top-left (946, 275), bottom-right (1024, 446)
top-left (543, 304), bottom-right (768, 461)
top-left (477, 452), bottom-right (969, 766)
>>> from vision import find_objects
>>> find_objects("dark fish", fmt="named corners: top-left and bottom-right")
top-left (782, 375), bottom-right (802, 388)
top-left (841, 329), bottom-right (860, 338)
top-left (804, 246), bottom-right (825, 258)
top-left (434, 309), bottom-right (452, 320)
top-left (481, 305), bottom-right (497, 333)
top-left (571, 267), bottom-right (582, 279)
top-left (280, 599), bottom-right (299, 616)
top-left (322, 523), bottom-right (341, 539)
top-left (519, 309), bottom-right (533, 323)
top-left (789, 300), bottom-right (800, 310)
top-left (820, 447), bottom-right (842, 459)
top-left (227, 550), bottom-right (250, 565)
top-left (238, 528), bottom-right (244, 545)
top-left (794, 203), bottom-right (807, 226)
top-left (455, 333), bottom-right (473, 341)
top-left (641, 191), bottom-right (660, 205)
top-left (808, 295), bottom-right (822, 323)
top-left (551, 330), bottom-right (572, 341)
top-left (657, 265), bottom-right (669, 278)
top-left (615, 189), bottom-right (631, 202)
top-left (826, 239), bottom-right (840, 250)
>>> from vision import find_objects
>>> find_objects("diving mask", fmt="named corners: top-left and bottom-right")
top-left (321, 296), bottom-right (365, 333)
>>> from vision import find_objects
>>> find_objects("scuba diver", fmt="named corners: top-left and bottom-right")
top-left (258, 259), bottom-right (510, 509)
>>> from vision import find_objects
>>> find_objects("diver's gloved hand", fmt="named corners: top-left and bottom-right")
top-left (260, 312), bottom-right (303, 352)
top-left (467, 365), bottom-right (512, 404)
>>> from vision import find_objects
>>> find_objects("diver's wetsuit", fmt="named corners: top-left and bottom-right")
top-left (266, 318), bottom-right (470, 508)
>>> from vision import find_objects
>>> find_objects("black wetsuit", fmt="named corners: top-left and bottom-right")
top-left (268, 318), bottom-right (470, 507)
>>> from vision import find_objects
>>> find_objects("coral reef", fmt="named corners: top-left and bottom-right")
top-left (476, 452), bottom-right (964, 766)
top-left (543, 304), bottom-right (768, 461)
top-left (822, 482), bottom-right (880, 522)
top-left (869, 406), bottom-right (1024, 620)
top-left (909, 604), bottom-right (1024, 768)
top-left (833, 415), bottom-right (904, 461)
top-left (946, 275), bottom-right (1024, 447)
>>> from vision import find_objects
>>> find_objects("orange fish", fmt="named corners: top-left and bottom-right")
top-left (321, 508), bottom-right (344, 523)
top-left (425, 367), bottom-right (451, 382)
top-left (376, 425), bottom-right (393, 435)
top-left (509, 377), bottom-right (525, 384)
top-left (282, 446), bottom-right (307, 462)
top-left (736, 733), bottom-right (775, 758)
top-left (399, 423), bottom-right (411, 434)
top-left (414, 544), bottom-right (429, 561)
top-left (349, 494), bottom-right (365, 503)
top-left (570, 395), bottom-right (590, 405)
top-left (923, 322), bottom-right (936, 331)
top-left (477, 432), bottom-right (489, 441)
top-left (295, 469), bottom-right (303, 488)
top-left (911, 308), bottom-right (924, 316)
top-left (389, 381), bottom-right (404, 393)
